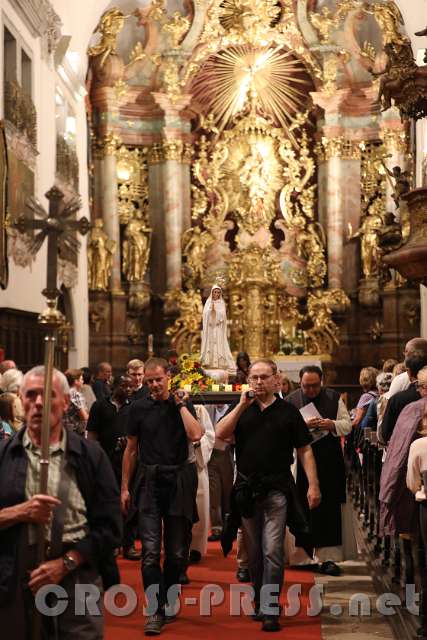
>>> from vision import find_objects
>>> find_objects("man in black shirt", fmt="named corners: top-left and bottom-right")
top-left (217, 359), bottom-right (320, 632)
top-left (127, 358), bottom-right (150, 402)
top-left (121, 357), bottom-right (203, 636)
top-left (381, 355), bottom-right (427, 443)
top-left (92, 361), bottom-right (113, 400)
top-left (87, 375), bottom-right (140, 560)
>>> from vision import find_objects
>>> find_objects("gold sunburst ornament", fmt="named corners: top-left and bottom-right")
top-left (191, 46), bottom-right (311, 142)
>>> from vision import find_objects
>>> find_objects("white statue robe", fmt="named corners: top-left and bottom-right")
top-left (200, 287), bottom-right (235, 370)
top-left (190, 405), bottom-right (216, 556)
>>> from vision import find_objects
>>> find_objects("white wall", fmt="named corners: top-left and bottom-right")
top-left (0, 0), bottom-right (100, 366)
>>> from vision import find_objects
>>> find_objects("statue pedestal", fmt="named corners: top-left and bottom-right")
top-left (273, 354), bottom-right (331, 382)
top-left (202, 367), bottom-right (235, 382)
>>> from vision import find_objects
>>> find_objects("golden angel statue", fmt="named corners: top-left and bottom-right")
top-left (87, 8), bottom-right (128, 69)
top-left (87, 219), bottom-right (116, 291)
top-left (182, 226), bottom-right (212, 284)
top-left (122, 215), bottom-right (151, 282)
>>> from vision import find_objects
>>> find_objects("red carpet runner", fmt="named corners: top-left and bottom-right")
top-left (105, 543), bottom-right (322, 638)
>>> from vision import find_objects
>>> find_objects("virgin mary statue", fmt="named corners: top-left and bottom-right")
top-left (200, 285), bottom-right (235, 370)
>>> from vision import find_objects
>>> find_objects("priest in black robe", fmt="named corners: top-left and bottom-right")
top-left (287, 365), bottom-right (353, 576)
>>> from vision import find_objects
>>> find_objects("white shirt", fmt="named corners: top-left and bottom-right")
top-left (385, 372), bottom-right (410, 400)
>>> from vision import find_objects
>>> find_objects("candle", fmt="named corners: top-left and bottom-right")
top-left (211, 384), bottom-right (220, 392)
top-left (241, 384), bottom-right (249, 391)
top-left (148, 334), bottom-right (153, 354)
top-left (224, 384), bottom-right (233, 392)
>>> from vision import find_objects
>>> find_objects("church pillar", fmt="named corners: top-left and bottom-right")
top-left (317, 138), bottom-right (362, 292)
top-left (99, 134), bottom-right (122, 293)
top-left (152, 93), bottom-right (192, 293)
top-left (311, 88), bottom-right (380, 294)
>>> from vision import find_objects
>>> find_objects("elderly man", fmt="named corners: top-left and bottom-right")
top-left (0, 365), bottom-right (122, 639)
top-left (92, 361), bottom-right (113, 401)
top-left (287, 365), bottom-right (352, 576)
top-left (386, 338), bottom-right (427, 399)
top-left (0, 359), bottom-right (16, 375)
top-left (380, 353), bottom-right (427, 443)
top-left (121, 357), bottom-right (203, 636)
top-left (217, 358), bottom-right (320, 632)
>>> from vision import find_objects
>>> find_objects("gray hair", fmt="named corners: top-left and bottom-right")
top-left (376, 372), bottom-right (393, 391)
top-left (21, 366), bottom-right (70, 395)
top-left (1, 368), bottom-right (24, 393)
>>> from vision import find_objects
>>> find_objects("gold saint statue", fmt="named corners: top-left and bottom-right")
top-left (122, 214), bottom-right (151, 282)
top-left (87, 219), bottom-right (116, 291)
top-left (350, 204), bottom-right (384, 278)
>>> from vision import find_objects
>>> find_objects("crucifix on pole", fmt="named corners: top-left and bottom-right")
top-left (14, 186), bottom-right (90, 636)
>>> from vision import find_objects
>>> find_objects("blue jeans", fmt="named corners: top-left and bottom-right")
top-left (242, 490), bottom-right (287, 615)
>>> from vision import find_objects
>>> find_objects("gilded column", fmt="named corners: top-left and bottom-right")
top-left (152, 93), bottom-right (192, 292)
top-left (99, 133), bottom-right (122, 293)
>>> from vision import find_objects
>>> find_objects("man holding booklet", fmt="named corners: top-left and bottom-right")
top-left (287, 365), bottom-right (352, 576)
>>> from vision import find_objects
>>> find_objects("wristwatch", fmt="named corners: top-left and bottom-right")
top-left (176, 402), bottom-right (186, 409)
top-left (63, 552), bottom-right (78, 573)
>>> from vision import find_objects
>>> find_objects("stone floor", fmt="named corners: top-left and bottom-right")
top-left (317, 560), bottom-right (396, 640)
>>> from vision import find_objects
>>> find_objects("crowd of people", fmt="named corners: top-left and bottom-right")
top-left (1, 338), bottom-right (427, 637)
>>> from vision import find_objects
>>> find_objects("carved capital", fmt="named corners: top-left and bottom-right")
top-left (379, 127), bottom-right (408, 154)
top-left (318, 136), bottom-right (361, 161)
top-left (152, 92), bottom-right (192, 117)
top-left (98, 132), bottom-right (122, 157)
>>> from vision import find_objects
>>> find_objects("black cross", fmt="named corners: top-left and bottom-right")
top-left (15, 186), bottom-right (90, 301)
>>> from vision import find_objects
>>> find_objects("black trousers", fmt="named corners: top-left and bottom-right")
top-left (139, 486), bottom-right (190, 614)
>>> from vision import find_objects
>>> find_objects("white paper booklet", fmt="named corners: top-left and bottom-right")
top-left (299, 403), bottom-right (328, 444)
top-left (299, 402), bottom-right (322, 421)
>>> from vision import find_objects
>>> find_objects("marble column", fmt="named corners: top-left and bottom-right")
top-left (99, 136), bottom-right (122, 293)
top-left (318, 139), bottom-right (361, 292)
top-left (152, 93), bottom-right (192, 293)
top-left (148, 148), bottom-right (167, 294)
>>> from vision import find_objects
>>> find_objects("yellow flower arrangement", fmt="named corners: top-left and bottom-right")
top-left (169, 353), bottom-right (215, 393)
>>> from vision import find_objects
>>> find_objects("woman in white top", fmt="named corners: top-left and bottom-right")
top-left (200, 285), bottom-right (235, 370)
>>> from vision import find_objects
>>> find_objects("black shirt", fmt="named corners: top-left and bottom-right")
top-left (87, 398), bottom-right (130, 457)
top-left (225, 397), bottom-right (312, 477)
top-left (127, 394), bottom-right (197, 466)
top-left (92, 378), bottom-right (111, 401)
top-left (382, 383), bottom-right (420, 443)
top-left (130, 385), bottom-right (150, 403)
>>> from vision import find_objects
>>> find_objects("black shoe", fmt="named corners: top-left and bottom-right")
top-left (164, 614), bottom-right (177, 624)
top-left (236, 568), bottom-right (251, 582)
top-left (123, 545), bottom-right (141, 560)
top-left (144, 612), bottom-right (165, 635)
top-left (189, 549), bottom-right (202, 564)
top-left (251, 607), bottom-right (264, 622)
top-left (208, 532), bottom-right (221, 542)
top-left (179, 571), bottom-right (190, 585)
top-left (262, 615), bottom-right (280, 632)
top-left (320, 561), bottom-right (341, 576)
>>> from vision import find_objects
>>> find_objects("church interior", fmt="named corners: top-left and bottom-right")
top-left (0, 0), bottom-right (427, 638)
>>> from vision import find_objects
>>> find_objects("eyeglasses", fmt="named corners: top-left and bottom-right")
top-left (248, 374), bottom-right (274, 382)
